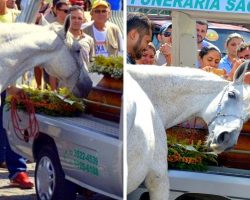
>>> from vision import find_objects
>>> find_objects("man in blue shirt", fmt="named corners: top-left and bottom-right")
top-left (196, 20), bottom-right (215, 50)
top-left (196, 20), bottom-right (218, 68)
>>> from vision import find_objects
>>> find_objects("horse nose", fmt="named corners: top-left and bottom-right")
top-left (217, 131), bottom-right (229, 144)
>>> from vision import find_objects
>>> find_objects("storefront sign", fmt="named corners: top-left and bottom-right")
top-left (128, 0), bottom-right (250, 14)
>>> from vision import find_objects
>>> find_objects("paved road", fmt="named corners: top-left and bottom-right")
top-left (0, 163), bottom-right (114, 200)
top-left (0, 163), bottom-right (36, 200)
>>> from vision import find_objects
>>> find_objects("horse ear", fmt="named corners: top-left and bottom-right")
top-left (40, 15), bottom-right (50, 26)
top-left (64, 15), bottom-right (71, 35)
top-left (233, 61), bottom-right (250, 83)
top-left (65, 31), bottom-right (74, 48)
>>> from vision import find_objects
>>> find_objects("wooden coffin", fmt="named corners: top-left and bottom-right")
top-left (167, 119), bottom-right (250, 170)
top-left (218, 130), bottom-right (250, 170)
top-left (85, 75), bottom-right (122, 122)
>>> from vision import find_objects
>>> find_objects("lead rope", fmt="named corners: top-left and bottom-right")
top-left (10, 95), bottom-right (39, 141)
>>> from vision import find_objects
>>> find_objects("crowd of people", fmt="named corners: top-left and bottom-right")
top-left (127, 12), bottom-right (250, 84)
top-left (0, 0), bottom-right (123, 190)
top-left (126, 11), bottom-right (250, 132)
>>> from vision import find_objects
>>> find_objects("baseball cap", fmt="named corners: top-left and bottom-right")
top-left (159, 23), bottom-right (172, 34)
top-left (55, 0), bottom-right (70, 7)
top-left (69, 0), bottom-right (84, 6)
top-left (53, 0), bottom-right (69, 6)
top-left (91, 0), bottom-right (109, 10)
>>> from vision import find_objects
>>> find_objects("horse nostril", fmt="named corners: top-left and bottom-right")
top-left (217, 131), bottom-right (229, 144)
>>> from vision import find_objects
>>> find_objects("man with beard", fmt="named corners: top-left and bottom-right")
top-left (127, 12), bottom-right (152, 64)
top-left (196, 20), bottom-right (218, 68)
top-left (196, 20), bottom-right (215, 50)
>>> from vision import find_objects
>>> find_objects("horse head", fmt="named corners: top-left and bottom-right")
top-left (203, 61), bottom-right (250, 153)
top-left (0, 23), bottom-right (92, 98)
top-left (45, 26), bottom-right (93, 98)
top-left (64, 33), bottom-right (93, 97)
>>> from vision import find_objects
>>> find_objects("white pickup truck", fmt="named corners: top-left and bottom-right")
top-left (4, 109), bottom-right (123, 200)
top-left (127, 1), bottom-right (250, 200)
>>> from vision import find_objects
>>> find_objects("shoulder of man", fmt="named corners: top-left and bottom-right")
top-left (82, 21), bottom-right (94, 30)
top-left (106, 21), bottom-right (119, 30)
top-left (83, 32), bottom-right (94, 42)
top-left (202, 40), bottom-right (220, 50)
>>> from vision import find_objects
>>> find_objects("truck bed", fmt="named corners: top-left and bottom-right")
top-left (37, 113), bottom-right (120, 139)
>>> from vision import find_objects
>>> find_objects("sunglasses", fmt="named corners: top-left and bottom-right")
top-left (58, 8), bottom-right (69, 14)
top-left (93, 9), bottom-right (108, 14)
top-left (163, 32), bottom-right (171, 37)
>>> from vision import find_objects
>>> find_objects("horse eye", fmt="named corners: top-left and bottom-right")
top-left (228, 91), bottom-right (236, 99)
top-left (76, 50), bottom-right (80, 53)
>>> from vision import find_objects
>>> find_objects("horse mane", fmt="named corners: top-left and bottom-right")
top-left (0, 23), bottom-right (61, 51)
top-left (127, 65), bottom-right (228, 95)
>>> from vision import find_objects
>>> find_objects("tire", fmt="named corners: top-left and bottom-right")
top-left (139, 192), bottom-right (150, 200)
top-left (35, 146), bottom-right (77, 200)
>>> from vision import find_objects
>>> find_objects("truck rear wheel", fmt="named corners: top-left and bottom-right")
top-left (139, 192), bottom-right (149, 200)
top-left (35, 146), bottom-right (77, 200)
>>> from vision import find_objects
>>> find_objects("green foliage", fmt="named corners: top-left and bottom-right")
top-left (90, 55), bottom-right (123, 79)
top-left (5, 87), bottom-right (85, 117)
top-left (167, 137), bottom-right (218, 172)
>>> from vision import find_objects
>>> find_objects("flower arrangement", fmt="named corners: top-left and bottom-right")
top-left (167, 127), bottom-right (218, 171)
top-left (90, 55), bottom-right (123, 79)
top-left (5, 87), bottom-right (85, 117)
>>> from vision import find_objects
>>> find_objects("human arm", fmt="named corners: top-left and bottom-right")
top-left (159, 42), bottom-right (172, 66)
top-left (227, 59), bottom-right (244, 81)
top-left (202, 66), bottom-right (226, 77)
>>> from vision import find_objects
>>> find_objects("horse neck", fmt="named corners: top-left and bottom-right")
top-left (128, 66), bottom-right (228, 128)
top-left (0, 23), bottom-right (62, 92)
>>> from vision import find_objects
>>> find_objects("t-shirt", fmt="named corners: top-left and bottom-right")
top-left (0, 9), bottom-right (20, 23)
top-left (219, 55), bottom-right (232, 74)
top-left (93, 25), bottom-right (108, 57)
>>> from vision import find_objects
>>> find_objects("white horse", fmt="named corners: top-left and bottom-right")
top-left (0, 23), bottom-right (92, 100)
top-left (126, 62), bottom-right (250, 200)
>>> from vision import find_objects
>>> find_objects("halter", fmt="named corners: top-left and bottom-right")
top-left (207, 84), bottom-right (245, 127)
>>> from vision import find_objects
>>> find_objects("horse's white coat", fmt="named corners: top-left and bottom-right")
top-left (126, 65), bottom-right (250, 200)
top-left (0, 23), bottom-right (92, 97)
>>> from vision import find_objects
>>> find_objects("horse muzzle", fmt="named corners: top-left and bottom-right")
top-left (208, 130), bottom-right (239, 153)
